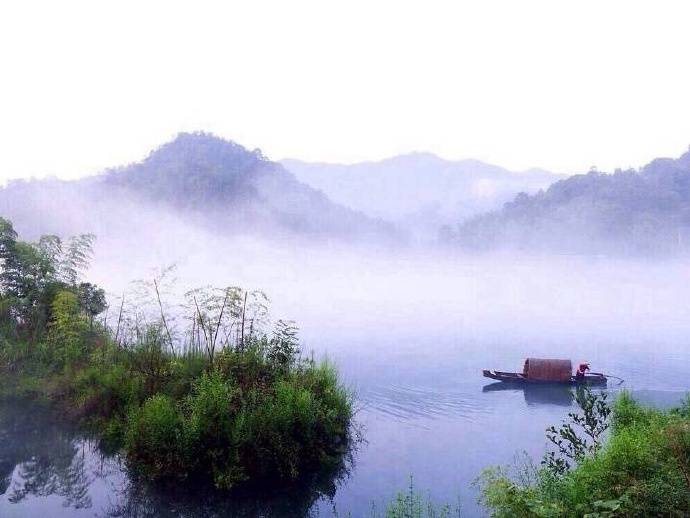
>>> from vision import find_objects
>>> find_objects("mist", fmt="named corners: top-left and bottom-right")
top-left (79, 215), bottom-right (690, 352)
top-left (4, 133), bottom-right (690, 355)
top-left (4, 135), bottom-right (690, 517)
top-left (4, 2), bottom-right (690, 513)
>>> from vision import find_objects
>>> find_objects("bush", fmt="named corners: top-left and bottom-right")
top-left (479, 391), bottom-right (690, 517)
top-left (214, 338), bottom-right (275, 389)
top-left (183, 371), bottom-right (241, 487)
top-left (191, 360), bottom-right (350, 488)
top-left (72, 361), bottom-right (143, 422)
top-left (117, 356), bottom-right (353, 490)
top-left (125, 394), bottom-right (188, 479)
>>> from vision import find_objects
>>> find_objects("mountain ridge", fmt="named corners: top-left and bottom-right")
top-left (0, 132), bottom-right (399, 244)
top-left (282, 153), bottom-right (561, 242)
top-left (445, 147), bottom-right (690, 255)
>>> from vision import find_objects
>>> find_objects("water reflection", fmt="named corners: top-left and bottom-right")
top-left (482, 382), bottom-right (575, 407)
top-left (0, 397), bottom-right (354, 518)
top-left (0, 397), bottom-right (97, 510)
top-left (98, 451), bottom-right (354, 518)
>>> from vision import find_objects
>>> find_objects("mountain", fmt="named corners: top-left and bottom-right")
top-left (282, 153), bottom-right (559, 241)
top-left (0, 132), bottom-right (399, 244)
top-left (445, 147), bottom-right (690, 256)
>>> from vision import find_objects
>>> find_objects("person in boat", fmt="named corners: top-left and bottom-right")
top-left (575, 362), bottom-right (590, 380)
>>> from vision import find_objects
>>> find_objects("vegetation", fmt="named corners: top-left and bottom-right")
top-left (444, 148), bottom-right (690, 255)
top-left (369, 477), bottom-right (461, 518)
top-left (0, 217), bottom-right (354, 490)
top-left (478, 388), bottom-right (690, 517)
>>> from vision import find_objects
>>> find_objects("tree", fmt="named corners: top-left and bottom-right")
top-left (0, 217), bottom-right (22, 300)
top-left (77, 282), bottom-right (107, 329)
top-left (60, 234), bottom-right (95, 285)
top-left (0, 221), bottom-right (56, 336)
top-left (47, 290), bottom-right (88, 366)
top-left (0, 218), bottom-right (102, 340)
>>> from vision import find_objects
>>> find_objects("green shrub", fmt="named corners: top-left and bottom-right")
top-left (116, 357), bottom-right (353, 489)
top-left (183, 371), bottom-right (241, 487)
top-left (215, 339), bottom-right (275, 389)
top-left (125, 394), bottom-right (188, 479)
top-left (73, 362), bottom-right (143, 422)
top-left (45, 290), bottom-right (89, 367)
top-left (479, 392), bottom-right (690, 517)
top-left (125, 327), bottom-right (173, 396)
top-left (210, 361), bottom-right (351, 486)
top-left (164, 355), bottom-right (207, 399)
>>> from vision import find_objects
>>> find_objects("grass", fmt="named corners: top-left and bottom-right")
top-left (372, 478), bottom-right (462, 518)
top-left (478, 391), bottom-right (690, 517)
top-left (0, 333), bottom-right (354, 491)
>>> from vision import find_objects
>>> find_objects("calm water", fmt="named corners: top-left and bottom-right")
top-left (1, 335), bottom-right (688, 517)
top-left (4, 254), bottom-right (690, 516)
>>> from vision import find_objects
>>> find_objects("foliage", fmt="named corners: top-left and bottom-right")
top-left (118, 346), bottom-right (353, 489)
top-left (479, 390), bottom-right (690, 517)
top-left (0, 217), bottom-right (354, 492)
top-left (543, 388), bottom-right (611, 475)
top-left (125, 394), bottom-right (188, 479)
top-left (376, 478), bottom-right (461, 518)
top-left (446, 148), bottom-right (690, 256)
top-left (45, 290), bottom-right (89, 367)
top-left (0, 217), bottom-right (100, 343)
top-left (77, 282), bottom-right (106, 328)
top-left (268, 319), bottom-right (300, 369)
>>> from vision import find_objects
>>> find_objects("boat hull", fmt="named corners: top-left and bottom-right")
top-left (482, 369), bottom-right (607, 386)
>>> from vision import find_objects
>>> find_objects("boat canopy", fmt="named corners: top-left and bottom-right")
top-left (523, 358), bottom-right (572, 382)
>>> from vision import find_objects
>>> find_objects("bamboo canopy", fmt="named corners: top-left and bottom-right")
top-left (523, 358), bottom-right (572, 382)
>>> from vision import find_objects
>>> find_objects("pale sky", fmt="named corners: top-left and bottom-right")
top-left (1, 0), bottom-right (690, 182)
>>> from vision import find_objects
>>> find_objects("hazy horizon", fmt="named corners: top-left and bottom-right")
top-left (2, 3), bottom-right (690, 515)
top-left (3, 1), bottom-right (690, 183)
top-left (0, 131), bottom-right (687, 185)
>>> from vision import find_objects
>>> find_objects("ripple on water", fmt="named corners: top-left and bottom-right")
top-left (362, 384), bottom-right (492, 425)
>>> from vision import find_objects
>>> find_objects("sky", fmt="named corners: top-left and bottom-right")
top-left (1, 0), bottom-right (690, 182)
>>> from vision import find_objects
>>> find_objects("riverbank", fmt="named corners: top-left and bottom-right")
top-left (0, 217), bottom-right (354, 491)
top-left (479, 391), bottom-right (690, 516)
top-left (0, 340), bottom-right (354, 489)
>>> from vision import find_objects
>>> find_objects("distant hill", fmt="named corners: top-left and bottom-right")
top-left (445, 147), bottom-right (690, 255)
top-left (282, 153), bottom-right (559, 242)
top-left (0, 132), bottom-right (399, 244)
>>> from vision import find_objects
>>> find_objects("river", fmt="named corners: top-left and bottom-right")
top-left (2, 252), bottom-right (690, 516)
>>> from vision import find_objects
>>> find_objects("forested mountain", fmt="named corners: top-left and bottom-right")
top-left (444, 148), bottom-right (690, 255)
top-left (0, 133), bottom-right (398, 244)
top-left (282, 153), bottom-right (558, 241)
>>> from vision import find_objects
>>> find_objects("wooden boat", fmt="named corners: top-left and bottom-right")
top-left (483, 369), bottom-right (607, 385)
top-left (483, 358), bottom-right (608, 386)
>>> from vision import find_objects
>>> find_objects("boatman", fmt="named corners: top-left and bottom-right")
top-left (575, 362), bottom-right (590, 380)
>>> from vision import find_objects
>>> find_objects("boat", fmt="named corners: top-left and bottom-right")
top-left (483, 358), bottom-right (608, 386)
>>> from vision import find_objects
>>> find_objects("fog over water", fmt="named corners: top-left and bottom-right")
top-left (3, 136), bottom-right (690, 515)
top-left (3, 213), bottom-right (690, 516)
top-left (3, 1), bottom-right (690, 513)
top-left (89, 225), bottom-right (690, 348)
